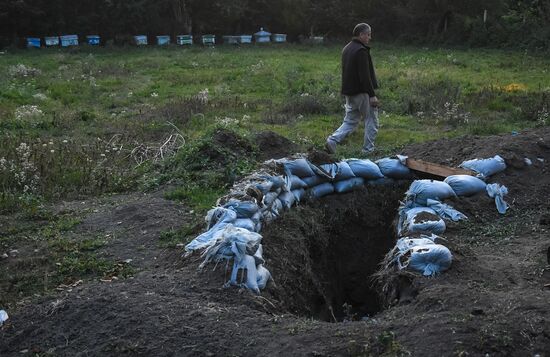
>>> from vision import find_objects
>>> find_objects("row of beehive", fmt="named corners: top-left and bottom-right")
top-left (27, 29), bottom-right (287, 48)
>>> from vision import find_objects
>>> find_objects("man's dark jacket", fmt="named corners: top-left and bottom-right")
top-left (341, 39), bottom-right (378, 97)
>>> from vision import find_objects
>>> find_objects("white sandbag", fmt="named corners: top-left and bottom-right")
top-left (459, 155), bottom-right (506, 178)
top-left (334, 177), bottom-right (365, 193)
top-left (186, 209), bottom-right (237, 252)
top-left (283, 158), bottom-right (316, 178)
top-left (398, 244), bottom-right (452, 276)
top-left (278, 190), bottom-right (296, 210)
top-left (375, 157), bottom-right (412, 179)
top-left (309, 182), bottom-right (335, 198)
top-left (0, 310), bottom-right (8, 326)
top-left (406, 179), bottom-right (456, 206)
top-left (199, 225), bottom-right (262, 267)
top-left (444, 175), bottom-right (487, 196)
top-left (395, 236), bottom-right (437, 252)
top-left (230, 254), bottom-right (260, 293)
top-left (256, 265), bottom-right (271, 290)
top-left (403, 207), bottom-right (446, 235)
top-left (255, 175), bottom-right (286, 194)
top-left (347, 159), bottom-right (384, 179)
top-left (486, 183), bottom-right (509, 214)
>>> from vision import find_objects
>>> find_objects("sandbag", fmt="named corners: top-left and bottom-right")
top-left (186, 209), bottom-right (237, 252)
top-left (292, 188), bottom-right (306, 202)
top-left (223, 199), bottom-right (260, 218)
top-left (366, 177), bottom-right (395, 186)
top-left (486, 183), bottom-right (509, 214)
top-left (255, 175), bottom-right (286, 194)
top-left (459, 155), bottom-right (506, 178)
top-left (375, 157), bottom-right (412, 179)
top-left (444, 175), bottom-right (487, 196)
top-left (309, 182), bottom-right (335, 198)
top-left (262, 191), bottom-right (280, 207)
top-left (301, 175), bottom-right (327, 188)
top-left (286, 174), bottom-right (308, 190)
top-left (320, 162), bottom-right (356, 182)
top-left (233, 218), bottom-right (256, 232)
top-left (334, 177), bottom-right (365, 193)
top-left (426, 199), bottom-right (468, 222)
top-left (406, 179), bottom-right (456, 206)
top-left (283, 158), bottom-right (315, 178)
top-left (396, 236), bottom-right (437, 252)
top-left (199, 225), bottom-right (262, 267)
top-left (256, 265), bottom-right (271, 290)
top-left (278, 190), bottom-right (296, 210)
top-left (347, 159), bottom-right (384, 179)
top-left (229, 254), bottom-right (260, 293)
top-left (398, 244), bottom-right (452, 276)
top-left (402, 207), bottom-right (446, 235)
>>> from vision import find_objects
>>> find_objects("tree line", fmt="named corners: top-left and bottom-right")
top-left (1, 0), bottom-right (548, 49)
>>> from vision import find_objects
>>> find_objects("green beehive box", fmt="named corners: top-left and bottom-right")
top-left (202, 34), bottom-right (215, 46)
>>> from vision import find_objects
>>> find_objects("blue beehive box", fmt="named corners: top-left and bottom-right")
top-left (254, 28), bottom-right (271, 43)
top-left (223, 35), bottom-right (239, 45)
top-left (60, 35), bottom-right (79, 47)
top-left (27, 38), bottom-right (41, 48)
top-left (45, 36), bottom-right (59, 46)
top-left (272, 34), bottom-right (287, 43)
top-left (202, 35), bottom-right (215, 46)
top-left (157, 35), bottom-right (170, 45)
top-left (238, 35), bottom-right (252, 44)
top-left (134, 35), bottom-right (148, 46)
top-left (177, 35), bottom-right (193, 45)
top-left (86, 35), bottom-right (100, 46)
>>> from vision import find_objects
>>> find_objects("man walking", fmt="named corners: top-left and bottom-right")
top-left (326, 23), bottom-right (379, 155)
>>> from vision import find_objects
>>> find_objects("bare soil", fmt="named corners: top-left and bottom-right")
top-left (1, 128), bottom-right (550, 356)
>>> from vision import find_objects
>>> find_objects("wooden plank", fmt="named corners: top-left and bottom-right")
top-left (405, 158), bottom-right (475, 178)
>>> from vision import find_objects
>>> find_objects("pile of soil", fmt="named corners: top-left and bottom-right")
top-left (253, 131), bottom-right (299, 161)
top-left (1, 127), bottom-right (549, 356)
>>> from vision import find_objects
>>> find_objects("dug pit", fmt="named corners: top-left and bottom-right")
top-left (262, 183), bottom-right (409, 322)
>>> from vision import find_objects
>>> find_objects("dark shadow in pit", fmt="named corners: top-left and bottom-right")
top-left (262, 183), bottom-right (408, 322)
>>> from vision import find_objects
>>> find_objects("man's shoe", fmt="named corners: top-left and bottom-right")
top-left (325, 140), bottom-right (336, 154)
top-left (361, 147), bottom-right (375, 155)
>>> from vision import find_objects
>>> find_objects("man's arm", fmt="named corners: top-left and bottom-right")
top-left (357, 50), bottom-right (376, 98)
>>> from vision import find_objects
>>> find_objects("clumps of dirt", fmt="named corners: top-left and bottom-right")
top-left (413, 211), bottom-right (440, 224)
top-left (253, 131), bottom-right (298, 161)
top-left (262, 184), bottom-right (409, 321)
top-left (307, 148), bottom-right (337, 165)
top-left (211, 128), bottom-right (254, 156)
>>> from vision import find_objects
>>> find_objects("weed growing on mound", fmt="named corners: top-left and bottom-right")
top-left (161, 128), bottom-right (258, 212)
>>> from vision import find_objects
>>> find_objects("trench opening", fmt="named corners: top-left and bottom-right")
top-left (263, 184), bottom-right (409, 322)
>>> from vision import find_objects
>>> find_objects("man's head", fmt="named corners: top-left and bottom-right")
top-left (353, 23), bottom-right (372, 45)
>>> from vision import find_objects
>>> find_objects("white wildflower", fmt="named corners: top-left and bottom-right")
top-left (151, 92), bottom-right (159, 98)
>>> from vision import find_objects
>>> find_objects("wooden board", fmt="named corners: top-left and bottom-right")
top-left (405, 158), bottom-right (475, 178)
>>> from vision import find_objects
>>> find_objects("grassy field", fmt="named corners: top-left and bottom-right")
top-left (0, 43), bottom-right (549, 307)
top-left (1, 43), bottom-right (549, 213)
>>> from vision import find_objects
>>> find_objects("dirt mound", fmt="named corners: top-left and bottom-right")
top-left (253, 131), bottom-right (298, 161)
top-left (1, 127), bottom-right (550, 356)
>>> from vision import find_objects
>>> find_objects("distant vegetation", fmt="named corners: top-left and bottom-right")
top-left (1, 0), bottom-right (549, 50)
